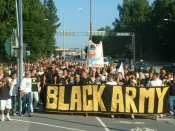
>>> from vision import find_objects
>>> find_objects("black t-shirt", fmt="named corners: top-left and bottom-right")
top-left (57, 77), bottom-right (66, 84)
top-left (118, 78), bottom-right (127, 85)
top-left (138, 78), bottom-right (146, 86)
top-left (31, 75), bottom-right (40, 92)
top-left (168, 80), bottom-right (175, 96)
top-left (45, 69), bottom-right (58, 84)
top-left (160, 75), bottom-right (166, 81)
top-left (0, 82), bottom-right (11, 100)
top-left (79, 77), bottom-right (91, 84)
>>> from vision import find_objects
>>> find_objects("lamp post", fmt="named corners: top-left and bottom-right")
top-left (63, 8), bottom-right (82, 60)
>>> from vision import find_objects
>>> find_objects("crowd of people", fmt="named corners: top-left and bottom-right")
top-left (0, 55), bottom-right (175, 121)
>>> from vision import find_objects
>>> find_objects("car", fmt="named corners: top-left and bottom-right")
top-left (118, 58), bottom-right (130, 66)
top-left (134, 61), bottom-right (151, 73)
top-left (160, 65), bottom-right (175, 74)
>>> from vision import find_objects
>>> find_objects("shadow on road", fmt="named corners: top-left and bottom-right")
top-left (33, 112), bottom-right (127, 131)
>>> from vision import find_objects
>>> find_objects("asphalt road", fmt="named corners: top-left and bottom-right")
top-left (1, 111), bottom-right (175, 131)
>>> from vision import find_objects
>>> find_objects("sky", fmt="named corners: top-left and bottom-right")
top-left (53, 0), bottom-right (154, 49)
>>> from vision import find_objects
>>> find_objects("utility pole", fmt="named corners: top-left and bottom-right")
top-left (18, 0), bottom-right (23, 113)
top-left (90, 0), bottom-right (92, 40)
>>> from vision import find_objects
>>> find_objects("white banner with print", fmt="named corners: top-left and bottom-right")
top-left (86, 40), bottom-right (104, 67)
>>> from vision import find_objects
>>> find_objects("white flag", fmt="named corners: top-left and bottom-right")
top-left (118, 62), bottom-right (124, 76)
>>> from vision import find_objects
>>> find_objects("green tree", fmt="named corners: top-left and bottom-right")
top-left (111, 0), bottom-right (150, 60)
top-left (0, 0), bottom-right (60, 62)
top-left (146, 0), bottom-right (175, 61)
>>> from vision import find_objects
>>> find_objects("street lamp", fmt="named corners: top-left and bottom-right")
top-left (63, 8), bottom-right (82, 60)
top-left (164, 19), bottom-right (175, 22)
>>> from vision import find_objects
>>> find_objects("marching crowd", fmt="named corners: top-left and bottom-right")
top-left (0, 55), bottom-right (175, 121)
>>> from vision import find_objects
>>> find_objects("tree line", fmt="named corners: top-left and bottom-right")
top-left (92, 0), bottom-right (175, 62)
top-left (0, 0), bottom-right (60, 62)
top-left (1, 0), bottom-right (175, 63)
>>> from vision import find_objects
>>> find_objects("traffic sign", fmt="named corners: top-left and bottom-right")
top-left (5, 38), bottom-right (16, 56)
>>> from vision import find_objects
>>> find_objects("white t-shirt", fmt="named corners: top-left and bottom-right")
top-left (20, 78), bottom-right (32, 93)
top-left (9, 78), bottom-right (19, 96)
top-left (38, 71), bottom-right (44, 75)
top-left (106, 81), bottom-right (117, 85)
top-left (147, 79), bottom-right (163, 86)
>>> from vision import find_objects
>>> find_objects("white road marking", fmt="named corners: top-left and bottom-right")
top-left (131, 127), bottom-right (157, 131)
top-left (158, 118), bottom-right (174, 120)
top-left (95, 116), bottom-right (110, 131)
top-left (120, 121), bottom-right (145, 124)
top-left (120, 121), bottom-right (131, 124)
top-left (12, 119), bottom-right (86, 131)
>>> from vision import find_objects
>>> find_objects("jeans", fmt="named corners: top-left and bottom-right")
top-left (21, 93), bottom-right (31, 114)
top-left (31, 92), bottom-right (39, 112)
top-left (11, 96), bottom-right (17, 114)
top-left (168, 96), bottom-right (175, 114)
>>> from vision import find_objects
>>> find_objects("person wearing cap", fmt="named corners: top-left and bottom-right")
top-left (9, 72), bottom-right (19, 116)
top-left (160, 70), bottom-right (166, 81)
top-left (0, 73), bottom-right (12, 121)
top-left (20, 70), bottom-right (33, 117)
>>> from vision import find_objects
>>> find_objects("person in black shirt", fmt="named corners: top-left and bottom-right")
top-left (79, 71), bottom-right (91, 117)
top-left (74, 74), bottom-right (80, 84)
top-left (44, 62), bottom-right (58, 84)
top-left (167, 74), bottom-right (175, 116)
top-left (0, 73), bottom-right (11, 121)
top-left (31, 69), bottom-right (40, 113)
top-left (160, 70), bottom-right (166, 81)
top-left (54, 70), bottom-right (67, 85)
top-left (79, 71), bottom-right (92, 84)
top-left (124, 74), bottom-right (130, 86)
top-left (146, 72), bottom-right (153, 86)
top-left (116, 72), bottom-right (127, 85)
top-left (43, 62), bottom-right (58, 108)
top-left (138, 72), bottom-right (146, 86)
